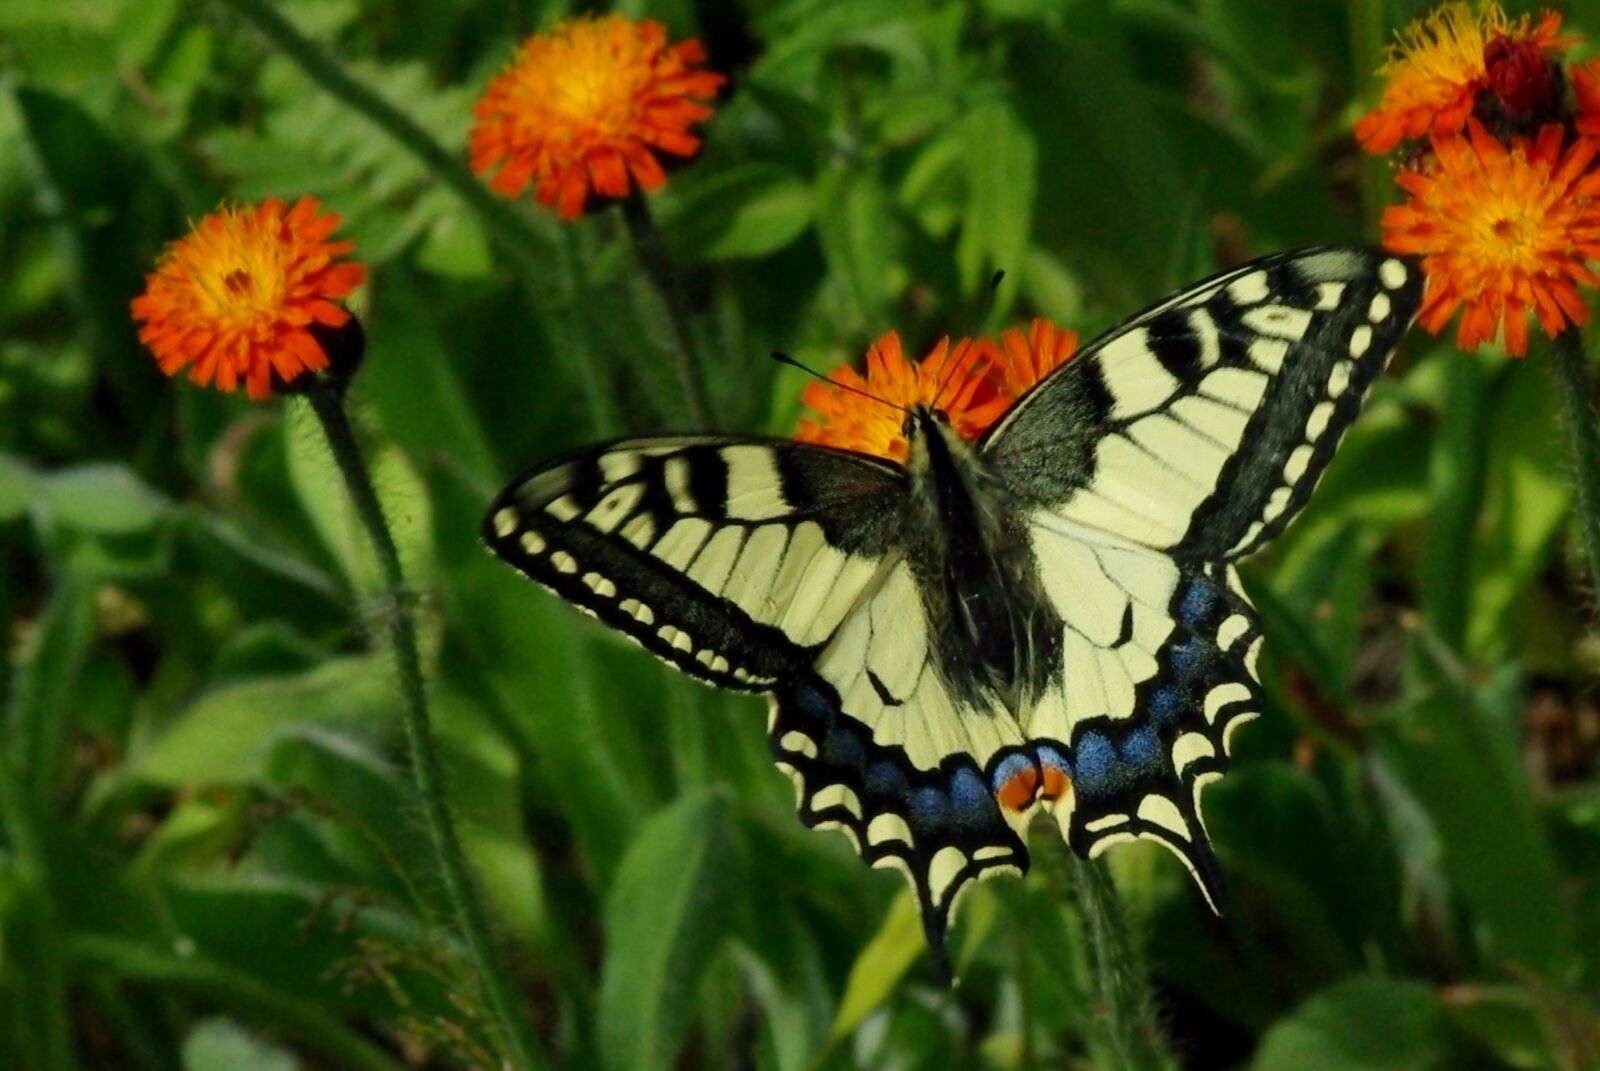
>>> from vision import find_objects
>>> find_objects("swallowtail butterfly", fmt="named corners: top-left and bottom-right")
top-left (484, 247), bottom-right (1422, 975)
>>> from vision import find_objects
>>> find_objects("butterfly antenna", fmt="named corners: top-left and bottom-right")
top-left (771, 350), bottom-right (909, 415)
top-left (928, 269), bottom-right (1006, 414)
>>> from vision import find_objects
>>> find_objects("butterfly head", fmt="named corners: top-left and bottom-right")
top-left (903, 403), bottom-right (978, 483)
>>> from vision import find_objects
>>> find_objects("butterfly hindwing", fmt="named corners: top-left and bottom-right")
top-left (983, 247), bottom-right (1423, 559)
top-left (483, 437), bottom-right (904, 689)
top-left (769, 561), bottom-right (1032, 977)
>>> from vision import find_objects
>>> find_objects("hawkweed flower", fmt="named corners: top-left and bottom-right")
top-left (1354, 3), bottom-right (1571, 153)
top-left (1382, 122), bottom-right (1600, 356)
top-left (796, 319), bottom-right (1084, 460)
top-left (990, 319), bottom-right (1079, 397)
top-left (470, 15), bottom-right (724, 219)
top-left (796, 332), bottom-right (1006, 462)
top-left (130, 197), bottom-right (365, 399)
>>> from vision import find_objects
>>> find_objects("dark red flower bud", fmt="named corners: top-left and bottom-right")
top-left (1484, 33), bottom-right (1556, 115)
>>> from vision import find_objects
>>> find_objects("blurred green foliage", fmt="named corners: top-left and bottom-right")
top-left (3, 0), bottom-right (1600, 1068)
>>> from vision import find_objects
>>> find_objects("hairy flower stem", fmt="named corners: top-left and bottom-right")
top-left (1063, 854), bottom-right (1180, 1071)
top-left (620, 195), bottom-right (714, 427)
top-left (1554, 329), bottom-right (1600, 600)
top-left (217, 0), bottom-right (618, 435)
top-left (303, 379), bottom-right (547, 1071)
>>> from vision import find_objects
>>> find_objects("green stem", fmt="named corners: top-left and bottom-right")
top-left (215, 0), bottom-right (618, 434)
top-left (68, 935), bottom-right (408, 1071)
top-left (1553, 329), bottom-right (1600, 601)
top-left (1062, 854), bottom-right (1179, 1071)
top-left (302, 380), bottom-right (547, 1071)
top-left (619, 195), bottom-right (714, 427)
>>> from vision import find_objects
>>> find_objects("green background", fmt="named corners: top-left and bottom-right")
top-left (3, 0), bottom-right (1600, 1068)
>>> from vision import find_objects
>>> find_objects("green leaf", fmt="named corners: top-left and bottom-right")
top-left (661, 163), bottom-right (815, 262)
top-left (35, 463), bottom-right (170, 534)
top-left (599, 789), bottom-right (740, 1071)
top-left (284, 403), bottom-right (434, 594)
top-left (1253, 976), bottom-right (1447, 1071)
top-left (1376, 656), bottom-right (1573, 976)
top-left (1420, 352), bottom-right (1492, 651)
top-left (1468, 358), bottom-right (1570, 660)
top-left (955, 97), bottom-right (1036, 302)
top-left (361, 267), bottom-right (500, 486)
top-left (830, 888), bottom-right (924, 1040)
top-left (6, 570), bottom-right (95, 803)
top-left (0, 455), bottom-right (33, 522)
top-left (182, 1017), bottom-right (301, 1071)
top-left (126, 657), bottom-right (395, 788)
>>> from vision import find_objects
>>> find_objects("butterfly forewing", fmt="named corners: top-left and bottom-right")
top-left (483, 437), bottom-right (903, 689)
top-left (983, 248), bottom-right (1424, 559)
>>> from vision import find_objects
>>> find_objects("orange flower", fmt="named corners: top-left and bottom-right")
top-left (1381, 120), bottom-right (1600, 355)
top-left (1354, 3), bottom-right (1571, 154)
top-left (990, 319), bottom-right (1079, 398)
top-left (469, 15), bottom-right (724, 219)
top-left (130, 197), bottom-right (365, 399)
top-left (796, 332), bottom-right (1007, 462)
top-left (1574, 58), bottom-right (1600, 136)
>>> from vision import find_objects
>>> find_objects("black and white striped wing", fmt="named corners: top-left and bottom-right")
top-left (982, 246), bottom-right (1423, 559)
top-left (983, 246), bottom-right (1422, 896)
top-left (482, 437), bottom-right (904, 688)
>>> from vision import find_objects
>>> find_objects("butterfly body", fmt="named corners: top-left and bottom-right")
top-left (899, 404), bottom-right (1061, 712)
top-left (484, 246), bottom-right (1424, 974)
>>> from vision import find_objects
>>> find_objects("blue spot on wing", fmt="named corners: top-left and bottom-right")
top-left (1073, 731), bottom-right (1120, 795)
top-left (1149, 686), bottom-right (1182, 727)
top-left (1179, 579), bottom-right (1216, 626)
top-left (950, 767), bottom-right (996, 831)
top-left (1120, 727), bottom-right (1161, 772)
top-left (910, 787), bottom-right (949, 831)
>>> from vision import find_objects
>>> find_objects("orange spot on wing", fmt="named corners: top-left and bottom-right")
top-left (1040, 766), bottom-right (1072, 803)
top-left (997, 767), bottom-right (1040, 812)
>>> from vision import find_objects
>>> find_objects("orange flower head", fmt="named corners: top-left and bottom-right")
top-left (990, 319), bottom-right (1079, 398)
top-left (795, 332), bottom-right (1008, 462)
top-left (1354, 3), bottom-right (1571, 154)
top-left (469, 15), bottom-right (724, 219)
top-left (1381, 120), bottom-right (1600, 356)
top-left (130, 196), bottom-right (365, 399)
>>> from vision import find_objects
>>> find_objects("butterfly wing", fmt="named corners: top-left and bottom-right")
top-left (982, 246), bottom-right (1421, 894)
top-left (983, 246), bottom-right (1423, 558)
top-left (483, 437), bottom-right (905, 687)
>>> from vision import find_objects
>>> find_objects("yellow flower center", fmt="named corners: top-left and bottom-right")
top-left (190, 214), bottom-right (290, 324)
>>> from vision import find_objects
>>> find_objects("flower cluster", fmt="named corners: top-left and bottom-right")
top-left (796, 321), bottom-right (1079, 461)
top-left (134, 14), bottom-right (724, 399)
top-left (1358, 2), bottom-right (1600, 356)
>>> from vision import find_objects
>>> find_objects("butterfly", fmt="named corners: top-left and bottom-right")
top-left (483, 246), bottom-right (1422, 978)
